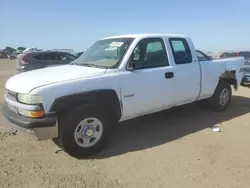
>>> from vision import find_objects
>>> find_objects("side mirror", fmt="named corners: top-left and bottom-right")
top-left (207, 56), bottom-right (213, 60)
top-left (127, 48), bottom-right (139, 71)
top-left (127, 60), bottom-right (135, 71)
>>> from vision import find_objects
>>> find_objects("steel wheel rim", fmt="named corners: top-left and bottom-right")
top-left (74, 117), bottom-right (103, 148)
top-left (219, 88), bottom-right (229, 106)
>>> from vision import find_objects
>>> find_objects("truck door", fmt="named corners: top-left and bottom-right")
top-left (119, 37), bottom-right (175, 120)
top-left (168, 38), bottom-right (201, 105)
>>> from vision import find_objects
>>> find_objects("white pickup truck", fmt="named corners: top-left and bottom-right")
top-left (2, 34), bottom-right (244, 158)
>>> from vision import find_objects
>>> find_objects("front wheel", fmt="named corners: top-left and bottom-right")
top-left (55, 105), bottom-right (111, 158)
top-left (208, 80), bottom-right (232, 111)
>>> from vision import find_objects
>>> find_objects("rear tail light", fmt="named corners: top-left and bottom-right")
top-left (21, 54), bottom-right (29, 65)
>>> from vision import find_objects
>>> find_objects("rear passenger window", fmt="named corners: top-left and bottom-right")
top-left (33, 54), bottom-right (43, 60)
top-left (43, 53), bottom-right (62, 61)
top-left (59, 53), bottom-right (76, 61)
top-left (51, 53), bottom-right (63, 60)
top-left (169, 38), bottom-right (192, 64)
top-left (43, 53), bottom-right (53, 60)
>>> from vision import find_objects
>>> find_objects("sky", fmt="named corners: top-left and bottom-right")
top-left (0, 0), bottom-right (250, 52)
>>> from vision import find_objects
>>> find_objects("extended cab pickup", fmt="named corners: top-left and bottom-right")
top-left (1, 34), bottom-right (244, 158)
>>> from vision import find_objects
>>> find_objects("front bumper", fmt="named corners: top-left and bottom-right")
top-left (1, 102), bottom-right (58, 140)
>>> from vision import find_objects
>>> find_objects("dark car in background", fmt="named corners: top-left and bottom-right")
top-left (220, 51), bottom-right (250, 63)
top-left (241, 58), bottom-right (250, 86)
top-left (0, 51), bottom-right (8, 58)
top-left (219, 51), bottom-right (250, 86)
top-left (16, 51), bottom-right (77, 73)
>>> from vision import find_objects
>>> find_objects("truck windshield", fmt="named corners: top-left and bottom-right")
top-left (72, 38), bottom-right (134, 68)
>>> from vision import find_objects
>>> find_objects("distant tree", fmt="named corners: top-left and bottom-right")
top-left (17, 47), bottom-right (26, 51)
top-left (5, 47), bottom-right (16, 54)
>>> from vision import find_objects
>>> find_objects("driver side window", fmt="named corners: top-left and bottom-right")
top-left (128, 38), bottom-right (169, 69)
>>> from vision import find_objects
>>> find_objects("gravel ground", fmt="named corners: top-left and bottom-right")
top-left (1, 59), bottom-right (250, 188)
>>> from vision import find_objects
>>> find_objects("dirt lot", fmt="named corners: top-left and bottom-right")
top-left (1, 59), bottom-right (250, 188)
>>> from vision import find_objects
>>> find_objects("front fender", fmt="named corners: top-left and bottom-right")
top-left (50, 89), bottom-right (122, 122)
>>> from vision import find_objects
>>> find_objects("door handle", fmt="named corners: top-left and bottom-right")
top-left (165, 72), bottom-right (174, 79)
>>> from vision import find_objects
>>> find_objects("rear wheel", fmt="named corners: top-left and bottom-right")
top-left (208, 80), bottom-right (232, 111)
top-left (54, 105), bottom-right (112, 158)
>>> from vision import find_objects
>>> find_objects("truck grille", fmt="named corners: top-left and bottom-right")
top-left (6, 90), bottom-right (17, 101)
top-left (5, 90), bottom-right (18, 114)
top-left (8, 103), bottom-right (18, 114)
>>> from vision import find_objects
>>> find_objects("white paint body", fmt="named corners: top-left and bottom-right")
top-left (5, 34), bottom-right (244, 122)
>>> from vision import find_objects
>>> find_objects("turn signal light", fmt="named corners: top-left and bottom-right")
top-left (18, 109), bottom-right (45, 118)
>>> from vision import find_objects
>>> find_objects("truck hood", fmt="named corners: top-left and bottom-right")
top-left (6, 65), bottom-right (106, 94)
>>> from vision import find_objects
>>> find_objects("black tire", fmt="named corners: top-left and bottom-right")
top-left (208, 80), bottom-right (232, 111)
top-left (54, 105), bottom-right (112, 159)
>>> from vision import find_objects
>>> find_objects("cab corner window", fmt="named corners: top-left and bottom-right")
top-left (169, 38), bottom-right (192, 64)
top-left (129, 38), bottom-right (169, 69)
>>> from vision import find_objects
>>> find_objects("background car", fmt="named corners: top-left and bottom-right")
top-left (220, 52), bottom-right (238, 58)
top-left (220, 51), bottom-right (250, 63)
top-left (16, 51), bottom-right (77, 73)
top-left (241, 58), bottom-right (250, 86)
top-left (8, 53), bottom-right (16, 60)
top-left (14, 50), bottom-right (24, 59)
top-left (196, 50), bottom-right (213, 61)
top-left (0, 51), bottom-right (8, 58)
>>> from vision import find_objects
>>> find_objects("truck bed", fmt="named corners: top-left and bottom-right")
top-left (198, 57), bottom-right (244, 99)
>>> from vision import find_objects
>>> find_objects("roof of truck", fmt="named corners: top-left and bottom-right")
top-left (103, 33), bottom-right (188, 39)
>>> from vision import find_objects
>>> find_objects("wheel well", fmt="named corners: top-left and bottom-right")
top-left (219, 70), bottom-right (237, 89)
top-left (50, 89), bottom-right (122, 122)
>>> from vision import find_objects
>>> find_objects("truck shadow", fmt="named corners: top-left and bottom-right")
top-left (95, 95), bottom-right (250, 159)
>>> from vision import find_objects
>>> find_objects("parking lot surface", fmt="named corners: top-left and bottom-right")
top-left (1, 59), bottom-right (250, 188)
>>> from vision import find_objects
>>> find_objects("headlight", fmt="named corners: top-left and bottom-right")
top-left (17, 94), bottom-right (42, 104)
